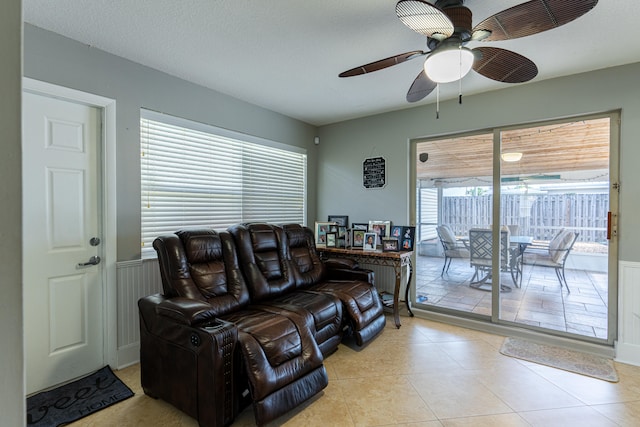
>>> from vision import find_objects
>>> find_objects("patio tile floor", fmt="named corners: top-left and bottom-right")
top-left (414, 255), bottom-right (609, 339)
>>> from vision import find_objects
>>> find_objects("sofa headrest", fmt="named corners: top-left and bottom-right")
top-left (282, 223), bottom-right (326, 286)
top-left (176, 229), bottom-right (223, 264)
top-left (246, 223), bottom-right (280, 253)
top-left (229, 223), bottom-right (297, 301)
top-left (154, 228), bottom-right (251, 314)
top-left (281, 223), bottom-right (307, 248)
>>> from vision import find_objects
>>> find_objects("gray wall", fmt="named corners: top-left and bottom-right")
top-left (23, 24), bottom-right (319, 261)
top-left (0, 1), bottom-right (24, 424)
top-left (317, 63), bottom-right (640, 263)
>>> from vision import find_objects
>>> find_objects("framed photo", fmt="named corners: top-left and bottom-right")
top-left (328, 215), bottom-right (349, 227)
top-left (351, 229), bottom-right (365, 248)
top-left (337, 225), bottom-right (348, 248)
top-left (390, 225), bottom-right (403, 239)
top-left (369, 220), bottom-right (391, 241)
top-left (314, 221), bottom-right (337, 246)
top-left (351, 222), bottom-right (368, 230)
top-left (382, 238), bottom-right (399, 252)
top-left (400, 226), bottom-right (416, 251)
top-left (363, 232), bottom-right (378, 251)
top-left (329, 224), bottom-right (339, 234)
top-left (341, 229), bottom-right (350, 248)
top-left (326, 232), bottom-right (337, 247)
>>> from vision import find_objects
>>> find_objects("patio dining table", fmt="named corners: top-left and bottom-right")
top-left (509, 235), bottom-right (534, 287)
top-left (460, 234), bottom-right (533, 289)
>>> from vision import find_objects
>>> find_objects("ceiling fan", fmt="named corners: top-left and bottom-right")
top-left (339, 0), bottom-right (599, 103)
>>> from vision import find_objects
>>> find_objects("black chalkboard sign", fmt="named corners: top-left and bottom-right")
top-left (363, 157), bottom-right (386, 189)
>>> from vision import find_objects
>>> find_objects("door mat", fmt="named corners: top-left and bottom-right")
top-left (27, 366), bottom-right (134, 426)
top-left (500, 337), bottom-right (618, 382)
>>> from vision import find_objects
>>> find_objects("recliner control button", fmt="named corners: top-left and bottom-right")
top-left (190, 334), bottom-right (200, 347)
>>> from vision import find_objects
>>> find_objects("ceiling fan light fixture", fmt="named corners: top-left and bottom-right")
top-left (424, 46), bottom-right (474, 83)
top-left (501, 152), bottom-right (523, 162)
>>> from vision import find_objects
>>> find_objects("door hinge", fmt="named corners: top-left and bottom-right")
top-left (612, 182), bottom-right (620, 192)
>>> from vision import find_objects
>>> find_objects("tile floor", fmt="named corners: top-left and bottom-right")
top-left (77, 314), bottom-right (640, 426)
top-left (414, 255), bottom-right (609, 339)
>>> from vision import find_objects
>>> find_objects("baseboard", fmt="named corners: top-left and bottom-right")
top-left (615, 342), bottom-right (640, 366)
top-left (117, 343), bottom-right (140, 369)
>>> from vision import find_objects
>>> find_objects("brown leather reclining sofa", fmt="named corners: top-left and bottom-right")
top-left (138, 223), bottom-right (386, 426)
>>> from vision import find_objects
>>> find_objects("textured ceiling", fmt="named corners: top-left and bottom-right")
top-left (23, 0), bottom-right (640, 126)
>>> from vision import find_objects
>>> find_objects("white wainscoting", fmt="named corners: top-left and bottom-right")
top-left (116, 259), bottom-right (162, 368)
top-left (616, 261), bottom-right (640, 366)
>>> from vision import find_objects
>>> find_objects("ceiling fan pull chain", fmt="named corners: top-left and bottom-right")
top-left (459, 47), bottom-right (463, 105)
top-left (436, 84), bottom-right (440, 119)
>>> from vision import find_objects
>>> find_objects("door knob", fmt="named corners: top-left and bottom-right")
top-left (77, 256), bottom-right (101, 268)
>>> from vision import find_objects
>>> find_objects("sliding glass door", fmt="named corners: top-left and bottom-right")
top-left (498, 117), bottom-right (615, 340)
top-left (412, 113), bottom-right (618, 344)
top-left (414, 131), bottom-right (495, 317)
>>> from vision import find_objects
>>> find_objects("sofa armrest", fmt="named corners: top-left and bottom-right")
top-left (139, 294), bottom-right (238, 427)
top-left (155, 297), bottom-right (218, 326)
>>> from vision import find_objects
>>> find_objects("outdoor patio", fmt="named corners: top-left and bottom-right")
top-left (414, 254), bottom-right (609, 340)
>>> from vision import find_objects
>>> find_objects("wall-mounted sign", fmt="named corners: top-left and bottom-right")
top-left (363, 156), bottom-right (386, 189)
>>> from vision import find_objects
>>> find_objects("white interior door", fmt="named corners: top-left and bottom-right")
top-left (23, 91), bottom-right (104, 394)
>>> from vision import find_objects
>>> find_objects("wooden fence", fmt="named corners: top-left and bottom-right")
top-left (442, 193), bottom-right (609, 243)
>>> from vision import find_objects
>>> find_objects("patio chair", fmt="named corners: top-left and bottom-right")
top-left (436, 225), bottom-right (469, 276)
top-left (523, 230), bottom-right (579, 293)
top-left (468, 228), bottom-right (514, 292)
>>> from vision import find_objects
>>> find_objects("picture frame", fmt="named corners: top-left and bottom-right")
top-left (337, 226), bottom-right (348, 248)
top-left (351, 229), bottom-right (365, 248)
top-left (326, 232), bottom-right (337, 247)
top-left (382, 238), bottom-right (399, 252)
top-left (341, 228), bottom-right (350, 248)
top-left (351, 222), bottom-right (369, 230)
top-left (390, 225), bottom-right (403, 239)
top-left (328, 215), bottom-right (349, 227)
top-left (363, 232), bottom-right (378, 251)
top-left (314, 221), bottom-right (337, 247)
top-left (400, 226), bottom-right (416, 251)
top-left (329, 224), bottom-right (339, 234)
top-left (368, 220), bottom-right (391, 242)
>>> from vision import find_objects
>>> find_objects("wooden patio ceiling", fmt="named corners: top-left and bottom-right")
top-left (416, 117), bottom-right (610, 182)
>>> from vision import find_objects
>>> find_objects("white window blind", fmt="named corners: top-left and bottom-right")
top-left (418, 186), bottom-right (438, 241)
top-left (140, 110), bottom-right (307, 258)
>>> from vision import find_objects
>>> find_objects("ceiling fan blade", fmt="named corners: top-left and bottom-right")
top-left (472, 47), bottom-right (538, 83)
top-left (406, 70), bottom-right (437, 102)
top-left (473, 0), bottom-right (598, 41)
top-left (396, 0), bottom-right (454, 39)
top-left (339, 50), bottom-right (427, 77)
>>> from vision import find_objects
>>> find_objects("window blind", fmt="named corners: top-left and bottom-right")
top-left (140, 111), bottom-right (307, 258)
